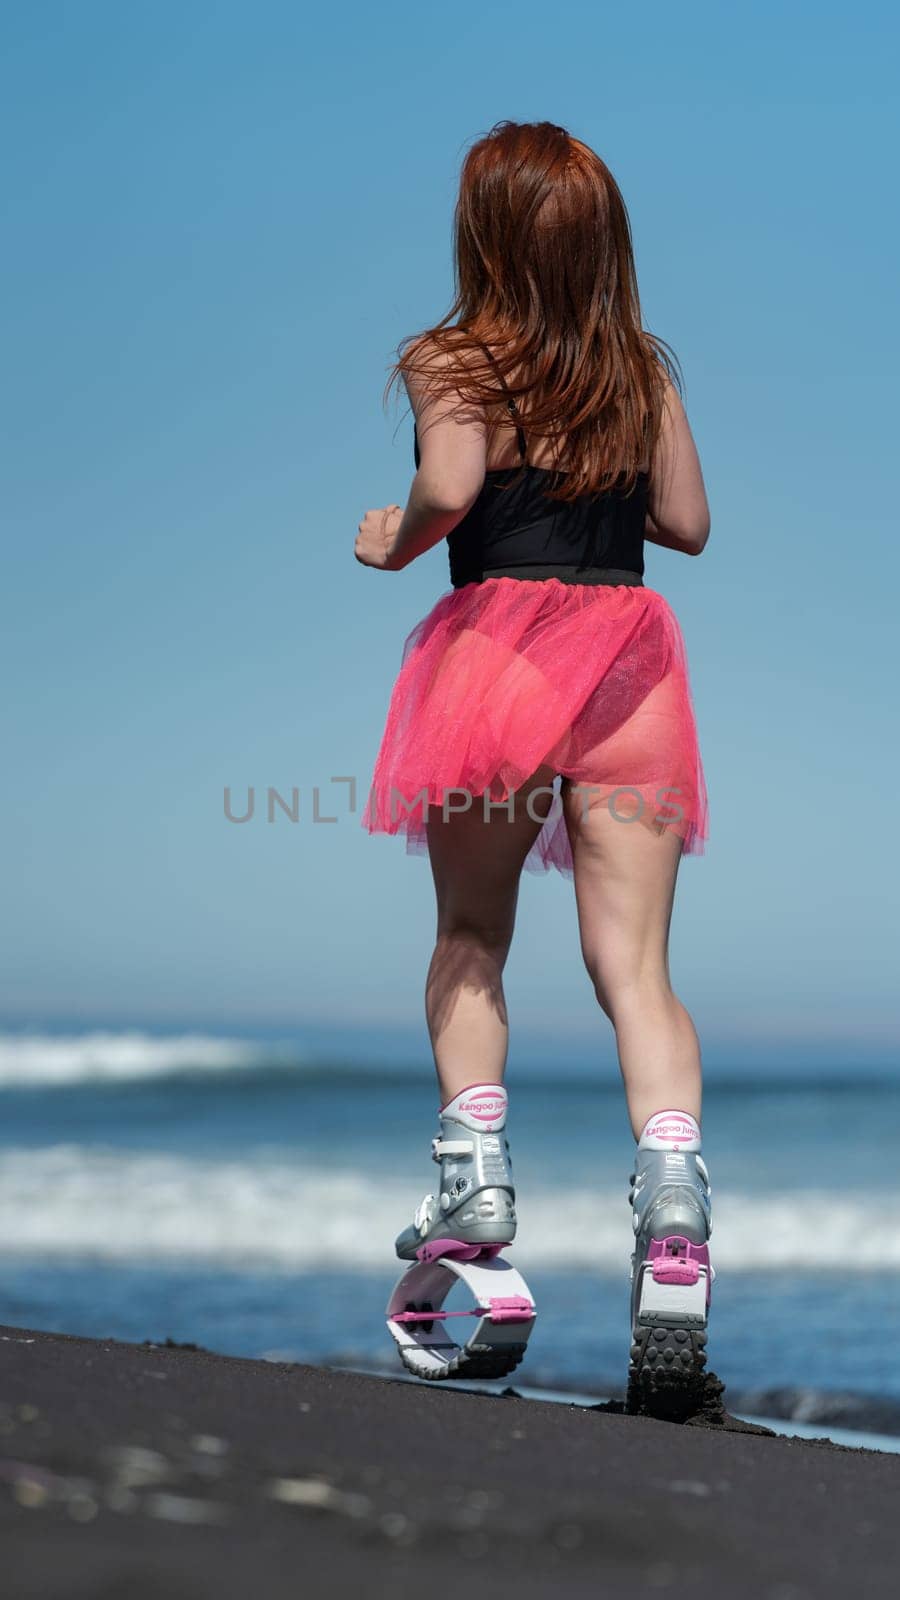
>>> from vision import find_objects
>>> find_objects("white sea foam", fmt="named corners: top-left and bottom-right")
top-left (0, 1032), bottom-right (264, 1086)
top-left (0, 1146), bottom-right (896, 1273)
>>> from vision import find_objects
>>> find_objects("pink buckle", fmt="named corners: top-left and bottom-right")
top-left (648, 1235), bottom-right (709, 1287)
top-left (483, 1295), bottom-right (535, 1324)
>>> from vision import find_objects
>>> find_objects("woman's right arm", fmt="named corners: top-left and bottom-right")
top-left (645, 378), bottom-right (710, 556)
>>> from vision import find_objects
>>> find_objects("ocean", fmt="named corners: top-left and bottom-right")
top-left (1, 1029), bottom-right (898, 1438)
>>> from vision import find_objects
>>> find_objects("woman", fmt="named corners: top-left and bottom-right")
top-left (356, 120), bottom-right (713, 1413)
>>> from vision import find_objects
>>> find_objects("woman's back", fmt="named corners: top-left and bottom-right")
top-left (413, 340), bottom-right (650, 587)
top-left (407, 327), bottom-right (708, 583)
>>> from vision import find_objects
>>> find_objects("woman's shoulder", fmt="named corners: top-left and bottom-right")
top-left (402, 331), bottom-right (488, 436)
top-left (403, 328), bottom-right (478, 387)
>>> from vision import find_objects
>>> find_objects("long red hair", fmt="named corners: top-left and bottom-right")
top-left (385, 119), bottom-right (682, 502)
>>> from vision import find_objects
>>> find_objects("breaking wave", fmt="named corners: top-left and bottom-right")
top-left (0, 1145), bottom-right (897, 1272)
top-left (0, 1032), bottom-right (269, 1087)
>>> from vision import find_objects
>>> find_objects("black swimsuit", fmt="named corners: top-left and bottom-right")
top-left (413, 341), bottom-right (648, 590)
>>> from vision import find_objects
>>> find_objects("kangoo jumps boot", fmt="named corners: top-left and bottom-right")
top-left (627, 1108), bottom-right (713, 1418)
top-left (394, 1082), bottom-right (517, 1262)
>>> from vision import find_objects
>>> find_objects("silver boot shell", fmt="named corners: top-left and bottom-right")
top-left (394, 1111), bottom-right (517, 1261)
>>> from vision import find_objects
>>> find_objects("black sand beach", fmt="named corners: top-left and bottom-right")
top-left (1, 1323), bottom-right (898, 1599)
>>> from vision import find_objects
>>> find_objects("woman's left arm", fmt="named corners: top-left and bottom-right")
top-left (355, 337), bottom-right (486, 572)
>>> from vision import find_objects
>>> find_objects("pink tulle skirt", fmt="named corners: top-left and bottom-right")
top-left (361, 576), bottom-right (709, 878)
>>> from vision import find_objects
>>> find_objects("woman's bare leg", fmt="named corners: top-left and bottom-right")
top-left (561, 785), bottom-right (702, 1138)
top-left (424, 763), bottom-right (559, 1105)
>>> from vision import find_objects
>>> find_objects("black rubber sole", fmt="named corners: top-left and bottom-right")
top-left (626, 1322), bottom-right (709, 1420)
top-left (399, 1342), bottom-right (530, 1382)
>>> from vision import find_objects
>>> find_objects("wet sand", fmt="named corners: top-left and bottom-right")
top-left (1, 1322), bottom-right (898, 1598)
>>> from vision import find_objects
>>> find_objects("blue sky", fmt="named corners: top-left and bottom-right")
top-left (2, 1), bottom-right (897, 1065)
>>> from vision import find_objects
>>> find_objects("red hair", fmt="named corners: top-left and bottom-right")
top-left (385, 119), bottom-right (682, 502)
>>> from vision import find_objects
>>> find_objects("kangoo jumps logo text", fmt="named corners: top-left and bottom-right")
top-left (459, 1093), bottom-right (506, 1122)
top-left (646, 1116), bottom-right (699, 1145)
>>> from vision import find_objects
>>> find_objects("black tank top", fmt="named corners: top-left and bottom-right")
top-left (412, 341), bottom-right (648, 589)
